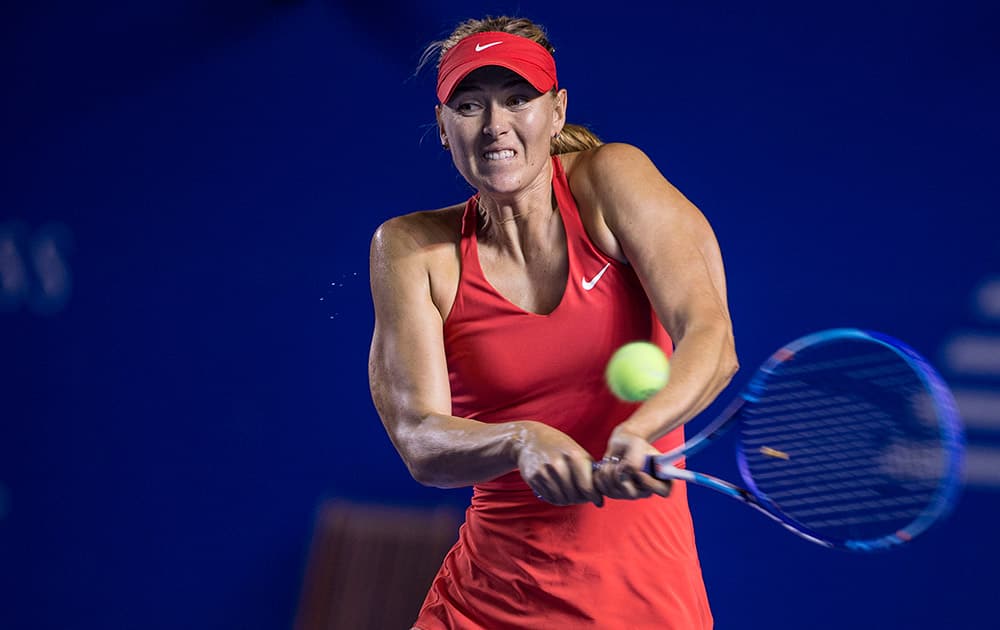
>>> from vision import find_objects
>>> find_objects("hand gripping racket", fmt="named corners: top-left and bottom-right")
top-left (644, 328), bottom-right (965, 552)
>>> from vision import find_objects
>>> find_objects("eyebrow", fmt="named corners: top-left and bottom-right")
top-left (450, 76), bottom-right (534, 98)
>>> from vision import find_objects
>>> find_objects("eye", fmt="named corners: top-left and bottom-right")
top-left (454, 99), bottom-right (483, 115)
top-left (507, 94), bottom-right (531, 108)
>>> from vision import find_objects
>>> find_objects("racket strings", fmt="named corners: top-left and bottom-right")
top-left (737, 340), bottom-right (951, 543)
top-left (744, 401), bottom-right (895, 431)
top-left (744, 417), bottom-right (893, 448)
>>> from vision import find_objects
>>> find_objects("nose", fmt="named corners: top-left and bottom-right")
top-left (482, 102), bottom-right (511, 138)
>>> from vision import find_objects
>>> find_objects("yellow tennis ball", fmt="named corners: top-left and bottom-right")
top-left (605, 341), bottom-right (670, 402)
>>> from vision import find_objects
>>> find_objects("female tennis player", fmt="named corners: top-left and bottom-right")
top-left (368, 15), bottom-right (738, 629)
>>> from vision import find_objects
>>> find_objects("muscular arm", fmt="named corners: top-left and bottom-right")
top-left (368, 215), bottom-right (525, 487)
top-left (368, 215), bottom-right (600, 504)
top-left (579, 143), bottom-right (739, 442)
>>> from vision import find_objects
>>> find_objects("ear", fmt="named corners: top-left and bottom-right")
top-left (435, 105), bottom-right (447, 144)
top-left (552, 88), bottom-right (568, 137)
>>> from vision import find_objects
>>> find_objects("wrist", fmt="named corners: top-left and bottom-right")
top-left (506, 420), bottom-right (538, 464)
top-left (616, 418), bottom-right (661, 443)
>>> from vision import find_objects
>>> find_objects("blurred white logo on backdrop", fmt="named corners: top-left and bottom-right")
top-left (941, 275), bottom-right (1000, 491)
top-left (0, 221), bottom-right (73, 315)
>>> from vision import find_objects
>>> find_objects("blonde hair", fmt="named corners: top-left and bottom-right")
top-left (419, 16), bottom-right (602, 155)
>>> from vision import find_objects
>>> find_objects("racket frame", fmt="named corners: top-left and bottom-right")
top-left (644, 328), bottom-right (965, 552)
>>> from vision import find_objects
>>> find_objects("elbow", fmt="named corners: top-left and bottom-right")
top-left (700, 316), bottom-right (738, 388)
top-left (719, 328), bottom-right (739, 384)
top-left (408, 465), bottom-right (434, 487)
top-left (385, 414), bottom-right (449, 488)
top-left (410, 465), bottom-right (462, 489)
top-left (402, 449), bottom-right (457, 489)
top-left (397, 445), bottom-right (436, 487)
top-left (405, 457), bottom-right (440, 488)
top-left (722, 351), bottom-right (739, 384)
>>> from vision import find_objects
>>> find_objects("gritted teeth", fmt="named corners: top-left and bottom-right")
top-left (483, 149), bottom-right (516, 160)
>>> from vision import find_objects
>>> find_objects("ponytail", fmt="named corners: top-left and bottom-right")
top-left (551, 122), bottom-right (602, 155)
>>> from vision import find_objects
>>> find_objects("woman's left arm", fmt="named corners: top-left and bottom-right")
top-left (579, 142), bottom-right (739, 485)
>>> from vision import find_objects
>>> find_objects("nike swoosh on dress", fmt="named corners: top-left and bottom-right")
top-left (582, 263), bottom-right (611, 291)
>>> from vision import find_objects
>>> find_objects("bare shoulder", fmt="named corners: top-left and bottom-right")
top-left (370, 204), bottom-right (464, 265)
top-left (558, 144), bottom-right (664, 262)
top-left (370, 204), bottom-right (465, 319)
top-left (564, 142), bottom-right (662, 204)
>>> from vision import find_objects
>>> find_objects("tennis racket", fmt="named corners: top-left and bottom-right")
top-left (642, 328), bottom-right (965, 552)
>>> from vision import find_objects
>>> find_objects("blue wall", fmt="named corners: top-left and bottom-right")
top-left (3, 1), bottom-right (998, 628)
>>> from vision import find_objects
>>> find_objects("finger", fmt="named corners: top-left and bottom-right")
top-left (533, 476), bottom-right (563, 505)
top-left (619, 449), bottom-right (663, 484)
top-left (592, 463), bottom-right (613, 497)
top-left (598, 451), bottom-right (626, 467)
top-left (542, 465), bottom-right (573, 506)
top-left (531, 483), bottom-right (549, 503)
top-left (613, 476), bottom-right (651, 500)
top-left (596, 462), bottom-right (644, 500)
top-left (597, 458), bottom-right (652, 500)
top-left (596, 454), bottom-right (624, 479)
top-left (633, 470), bottom-right (673, 497)
top-left (619, 448), bottom-right (651, 477)
top-left (594, 471), bottom-right (617, 498)
top-left (607, 456), bottom-right (657, 498)
top-left (561, 458), bottom-right (596, 506)
top-left (570, 457), bottom-right (603, 507)
top-left (593, 459), bottom-right (622, 498)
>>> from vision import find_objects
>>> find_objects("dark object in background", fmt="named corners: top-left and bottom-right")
top-left (295, 501), bottom-right (461, 630)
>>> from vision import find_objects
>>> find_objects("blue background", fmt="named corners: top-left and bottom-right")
top-left (3, 1), bottom-right (998, 628)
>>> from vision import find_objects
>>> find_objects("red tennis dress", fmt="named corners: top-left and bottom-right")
top-left (414, 156), bottom-right (713, 629)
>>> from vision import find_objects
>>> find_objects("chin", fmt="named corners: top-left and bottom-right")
top-left (469, 163), bottom-right (519, 186)
top-left (477, 175), bottom-right (525, 196)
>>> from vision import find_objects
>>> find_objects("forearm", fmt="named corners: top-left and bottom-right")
top-left (392, 414), bottom-right (535, 488)
top-left (620, 317), bottom-right (738, 442)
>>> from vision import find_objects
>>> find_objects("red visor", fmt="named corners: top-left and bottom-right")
top-left (436, 32), bottom-right (558, 104)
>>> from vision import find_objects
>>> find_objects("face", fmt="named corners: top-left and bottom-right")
top-left (437, 66), bottom-right (566, 198)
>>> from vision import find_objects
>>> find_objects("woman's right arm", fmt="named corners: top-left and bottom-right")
top-left (368, 216), bottom-right (602, 505)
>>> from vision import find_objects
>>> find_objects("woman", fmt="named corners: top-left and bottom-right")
top-left (368, 15), bottom-right (738, 629)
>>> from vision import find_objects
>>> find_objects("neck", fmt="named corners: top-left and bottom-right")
top-left (477, 192), bottom-right (557, 228)
top-left (476, 155), bottom-right (556, 225)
